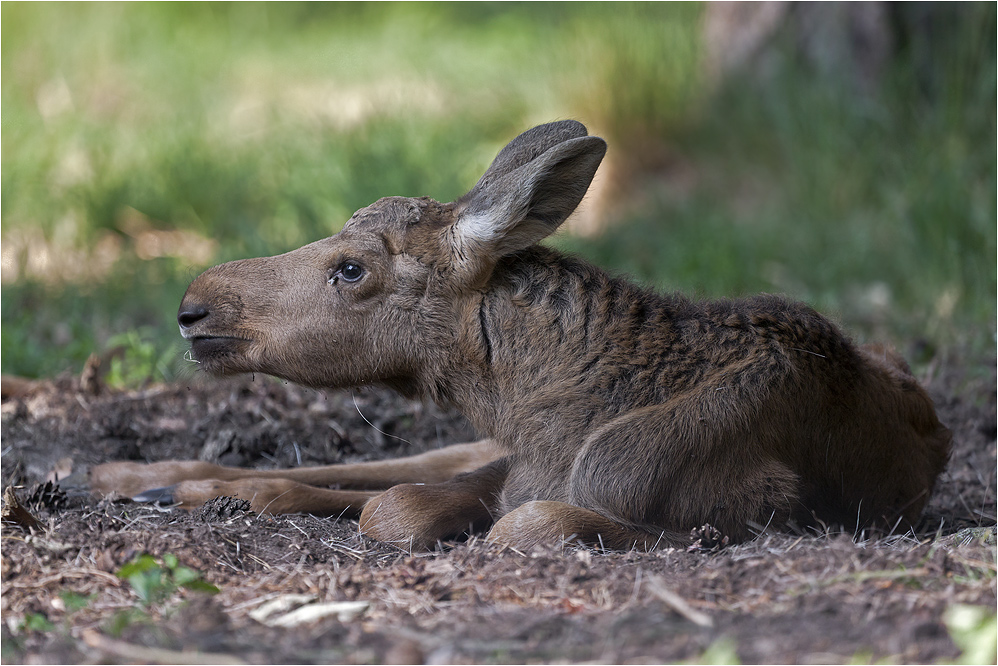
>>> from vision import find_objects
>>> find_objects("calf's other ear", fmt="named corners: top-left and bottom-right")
top-left (451, 121), bottom-right (607, 278)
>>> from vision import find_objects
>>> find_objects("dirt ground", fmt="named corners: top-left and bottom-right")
top-left (1, 354), bottom-right (995, 664)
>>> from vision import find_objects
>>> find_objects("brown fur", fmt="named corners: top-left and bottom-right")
top-left (90, 121), bottom-right (951, 551)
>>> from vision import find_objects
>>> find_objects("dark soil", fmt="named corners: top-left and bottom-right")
top-left (2, 356), bottom-right (995, 664)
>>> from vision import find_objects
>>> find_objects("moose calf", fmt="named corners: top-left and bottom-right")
top-left (90, 121), bottom-right (951, 551)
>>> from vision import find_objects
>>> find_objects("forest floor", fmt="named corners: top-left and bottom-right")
top-left (2, 356), bottom-right (995, 664)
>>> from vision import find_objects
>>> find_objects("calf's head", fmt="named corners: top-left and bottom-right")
top-left (178, 121), bottom-right (606, 390)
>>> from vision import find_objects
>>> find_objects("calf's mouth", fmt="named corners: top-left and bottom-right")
top-left (186, 335), bottom-right (252, 373)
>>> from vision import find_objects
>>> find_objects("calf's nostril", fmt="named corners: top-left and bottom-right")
top-left (178, 305), bottom-right (209, 329)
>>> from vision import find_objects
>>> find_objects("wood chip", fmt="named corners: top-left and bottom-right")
top-left (247, 593), bottom-right (317, 623)
top-left (267, 600), bottom-right (370, 627)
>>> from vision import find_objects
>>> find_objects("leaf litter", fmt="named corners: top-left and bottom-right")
top-left (1, 359), bottom-right (994, 664)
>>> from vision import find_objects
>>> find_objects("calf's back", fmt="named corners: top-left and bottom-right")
top-left (452, 247), bottom-right (950, 535)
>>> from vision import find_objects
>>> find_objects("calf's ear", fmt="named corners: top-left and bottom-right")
top-left (449, 121), bottom-right (606, 282)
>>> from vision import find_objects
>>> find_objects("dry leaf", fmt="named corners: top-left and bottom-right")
top-left (1, 486), bottom-right (41, 531)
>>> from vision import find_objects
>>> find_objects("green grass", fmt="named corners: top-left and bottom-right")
top-left (2, 2), bottom-right (994, 382)
top-left (559, 4), bottom-right (997, 357)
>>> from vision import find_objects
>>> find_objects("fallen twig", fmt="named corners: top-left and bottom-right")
top-left (81, 629), bottom-right (246, 665)
top-left (645, 575), bottom-right (713, 628)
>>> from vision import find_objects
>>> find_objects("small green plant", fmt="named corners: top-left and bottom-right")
top-left (692, 637), bottom-right (740, 665)
top-left (58, 589), bottom-right (94, 614)
top-left (105, 328), bottom-right (177, 388)
top-left (12, 591), bottom-right (93, 647)
top-left (104, 607), bottom-right (154, 638)
top-left (116, 552), bottom-right (219, 607)
top-left (18, 612), bottom-right (56, 633)
top-left (944, 604), bottom-right (998, 665)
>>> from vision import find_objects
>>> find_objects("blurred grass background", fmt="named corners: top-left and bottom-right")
top-left (2, 2), bottom-right (995, 385)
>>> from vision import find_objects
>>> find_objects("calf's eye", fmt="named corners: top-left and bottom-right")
top-left (339, 262), bottom-right (364, 282)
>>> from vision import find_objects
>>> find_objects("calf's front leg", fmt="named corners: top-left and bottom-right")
top-left (359, 458), bottom-right (510, 550)
top-left (88, 440), bottom-right (499, 506)
top-left (159, 478), bottom-right (381, 517)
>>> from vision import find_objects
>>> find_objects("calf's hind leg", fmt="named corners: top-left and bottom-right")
top-left (487, 500), bottom-right (689, 551)
top-left (567, 398), bottom-right (802, 544)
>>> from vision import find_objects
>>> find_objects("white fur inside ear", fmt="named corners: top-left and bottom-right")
top-left (456, 210), bottom-right (501, 244)
top-left (454, 178), bottom-right (532, 250)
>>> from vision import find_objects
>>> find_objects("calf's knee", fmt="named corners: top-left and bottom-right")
top-left (359, 483), bottom-right (486, 551)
